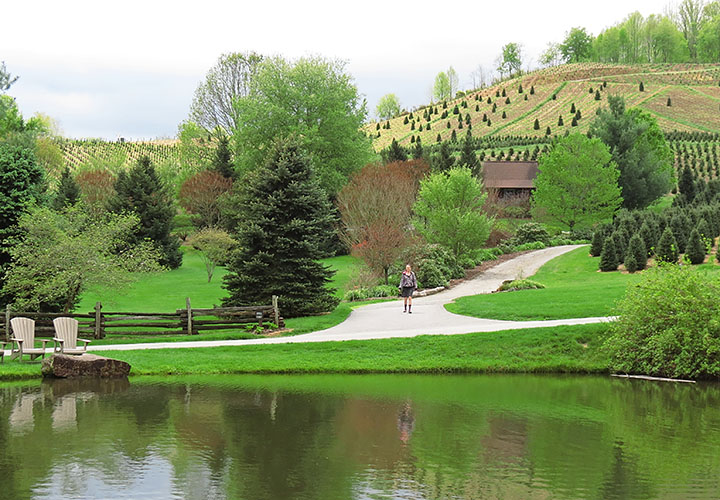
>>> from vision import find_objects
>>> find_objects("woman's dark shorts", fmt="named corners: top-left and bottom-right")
top-left (401, 286), bottom-right (415, 298)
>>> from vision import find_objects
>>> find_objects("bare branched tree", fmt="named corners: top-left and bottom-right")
top-left (0, 61), bottom-right (19, 93)
top-left (189, 52), bottom-right (263, 135)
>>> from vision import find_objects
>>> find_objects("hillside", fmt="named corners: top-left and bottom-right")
top-left (367, 63), bottom-right (720, 151)
top-left (56, 138), bottom-right (183, 171)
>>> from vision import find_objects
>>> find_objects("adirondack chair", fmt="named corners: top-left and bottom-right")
top-left (10, 317), bottom-right (50, 362)
top-left (53, 317), bottom-right (91, 355)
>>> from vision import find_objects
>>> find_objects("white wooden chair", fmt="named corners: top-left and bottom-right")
top-left (10, 317), bottom-right (50, 362)
top-left (53, 317), bottom-right (91, 355)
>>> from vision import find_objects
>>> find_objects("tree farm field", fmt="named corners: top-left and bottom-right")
top-left (446, 245), bottom-right (720, 321)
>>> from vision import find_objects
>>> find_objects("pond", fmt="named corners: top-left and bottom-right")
top-left (1, 374), bottom-right (719, 500)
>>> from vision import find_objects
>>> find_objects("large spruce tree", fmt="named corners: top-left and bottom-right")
top-left (52, 167), bottom-right (80, 210)
top-left (109, 156), bottom-right (182, 269)
top-left (222, 138), bottom-right (339, 317)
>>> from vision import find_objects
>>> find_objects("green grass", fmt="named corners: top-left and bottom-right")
top-left (0, 323), bottom-right (609, 380)
top-left (77, 248), bottom-right (229, 313)
top-left (446, 246), bottom-right (639, 320)
top-left (78, 250), bottom-right (362, 313)
top-left (73, 250), bottom-right (365, 341)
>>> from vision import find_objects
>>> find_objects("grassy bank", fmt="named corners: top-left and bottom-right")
top-left (0, 323), bottom-right (609, 380)
top-left (446, 246), bottom-right (639, 320)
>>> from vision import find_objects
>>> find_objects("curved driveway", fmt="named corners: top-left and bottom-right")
top-left (90, 244), bottom-right (610, 352)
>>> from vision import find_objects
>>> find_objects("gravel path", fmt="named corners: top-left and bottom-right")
top-left (86, 244), bottom-right (611, 352)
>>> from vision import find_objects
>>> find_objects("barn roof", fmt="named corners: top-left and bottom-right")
top-left (481, 161), bottom-right (539, 189)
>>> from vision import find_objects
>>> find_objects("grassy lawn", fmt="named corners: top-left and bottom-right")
top-left (446, 246), bottom-right (637, 320)
top-left (73, 250), bottom-right (364, 340)
top-left (447, 245), bottom-right (720, 320)
top-left (0, 323), bottom-right (609, 380)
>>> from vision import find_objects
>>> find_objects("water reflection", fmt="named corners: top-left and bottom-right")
top-left (0, 374), bottom-right (718, 500)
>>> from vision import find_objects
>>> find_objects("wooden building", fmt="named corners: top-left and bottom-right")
top-left (481, 161), bottom-right (539, 198)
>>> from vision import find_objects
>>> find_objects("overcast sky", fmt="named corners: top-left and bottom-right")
top-left (3, 0), bottom-right (670, 140)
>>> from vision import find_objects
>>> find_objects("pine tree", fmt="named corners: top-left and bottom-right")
top-left (451, 129), bottom-right (457, 142)
top-left (656, 226), bottom-right (679, 263)
top-left (571, 117), bottom-right (578, 127)
top-left (545, 126), bottom-right (551, 136)
top-left (678, 165), bottom-right (696, 202)
top-left (434, 141), bottom-right (455, 171)
top-left (558, 115), bottom-right (564, 126)
top-left (667, 97), bottom-right (672, 106)
top-left (612, 230), bottom-right (627, 262)
top-left (533, 118), bottom-right (540, 130)
top-left (212, 135), bottom-right (235, 179)
top-left (110, 156), bottom-right (182, 269)
top-left (625, 233), bottom-right (647, 272)
top-left (502, 111), bottom-right (507, 119)
top-left (387, 138), bottom-right (408, 162)
top-left (460, 132), bottom-right (479, 174)
top-left (518, 83), bottom-right (523, 93)
top-left (639, 221), bottom-right (656, 256)
top-left (530, 85), bottom-right (535, 95)
top-left (502, 88), bottom-right (506, 97)
top-left (222, 138), bottom-right (339, 317)
top-left (595, 89), bottom-right (601, 101)
top-left (599, 236), bottom-right (619, 271)
top-left (413, 138), bottom-right (424, 159)
top-left (590, 228), bottom-right (605, 256)
top-left (639, 81), bottom-right (644, 92)
top-left (685, 227), bottom-right (706, 264)
top-left (52, 167), bottom-right (80, 211)
top-left (669, 212), bottom-right (690, 250)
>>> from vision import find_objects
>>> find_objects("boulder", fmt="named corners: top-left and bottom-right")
top-left (42, 354), bottom-right (131, 378)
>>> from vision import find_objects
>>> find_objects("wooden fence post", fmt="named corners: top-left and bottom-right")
top-left (94, 302), bottom-right (103, 339)
top-left (4, 304), bottom-right (10, 342)
top-left (272, 295), bottom-right (279, 327)
top-left (186, 297), bottom-right (193, 335)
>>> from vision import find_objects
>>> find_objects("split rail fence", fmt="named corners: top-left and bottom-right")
top-left (1, 296), bottom-right (282, 340)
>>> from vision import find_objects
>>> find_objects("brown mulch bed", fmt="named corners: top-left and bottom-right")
top-left (447, 250), bottom-right (532, 288)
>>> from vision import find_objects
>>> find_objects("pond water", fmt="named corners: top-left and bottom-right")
top-left (1, 374), bottom-right (719, 500)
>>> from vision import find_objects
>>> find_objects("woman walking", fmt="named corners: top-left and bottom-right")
top-left (399, 264), bottom-right (417, 313)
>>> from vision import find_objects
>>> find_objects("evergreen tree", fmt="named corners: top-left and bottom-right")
top-left (546, 126), bottom-right (552, 136)
top-left (450, 129), bottom-right (457, 142)
top-left (625, 233), bottom-right (647, 272)
top-left (599, 236), bottom-right (618, 271)
top-left (387, 138), bottom-right (408, 162)
top-left (590, 228), bottom-right (605, 256)
top-left (639, 221), bottom-right (656, 256)
top-left (530, 85), bottom-right (535, 95)
top-left (558, 115), bottom-right (564, 126)
top-left (570, 103), bottom-right (576, 114)
top-left (595, 89), bottom-right (601, 101)
top-left (685, 227), bottom-right (706, 265)
top-left (533, 118), bottom-right (540, 130)
top-left (413, 138), bottom-right (424, 159)
top-left (52, 167), bottom-right (80, 211)
top-left (656, 226), bottom-right (679, 263)
top-left (639, 81), bottom-right (644, 92)
top-left (669, 212), bottom-right (690, 251)
top-left (667, 97), bottom-right (672, 106)
top-left (434, 141), bottom-right (455, 171)
top-left (212, 135), bottom-right (235, 179)
top-left (612, 230), bottom-right (627, 262)
top-left (678, 165), bottom-right (696, 202)
top-left (109, 156), bottom-right (182, 269)
top-left (222, 138), bottom-right (339, 316)
top-left (459, 132), bottom-right (479, 175)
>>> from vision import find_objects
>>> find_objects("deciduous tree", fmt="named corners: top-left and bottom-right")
top-left (188, 227), bottom-right (237, 283)
top-left (178, 170), bottom-right (232, 229)
top-left (376, 94), bottom-right (401, 120)
top-left (232, 55), bottom-right (372, 197)
top-left (413, 167), bottom-right (492, 259)
top-left (531, 134), bottom-right (622, 230)
top-left (3, 207), bottom-right (162, 312)
top-left (338, 160), bottom-right (428, 284)
top-left (190, 52), bottom-right (263, 135)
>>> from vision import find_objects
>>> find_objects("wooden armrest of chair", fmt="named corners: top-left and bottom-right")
top-left (39, 339), bottom-right (51, 347)
top-left (11, 338), bottom-right (24, 347)
top-left (53, 337), bottom-right (65, 343)
top-left (78, 339), bottom-right (92, 346)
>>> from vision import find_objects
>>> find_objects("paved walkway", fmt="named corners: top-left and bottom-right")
top-left (84, 244), bottom-right (611, 352)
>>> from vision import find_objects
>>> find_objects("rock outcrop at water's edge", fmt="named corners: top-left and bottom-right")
top-left (42, 354), bottom-right (131, 378)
